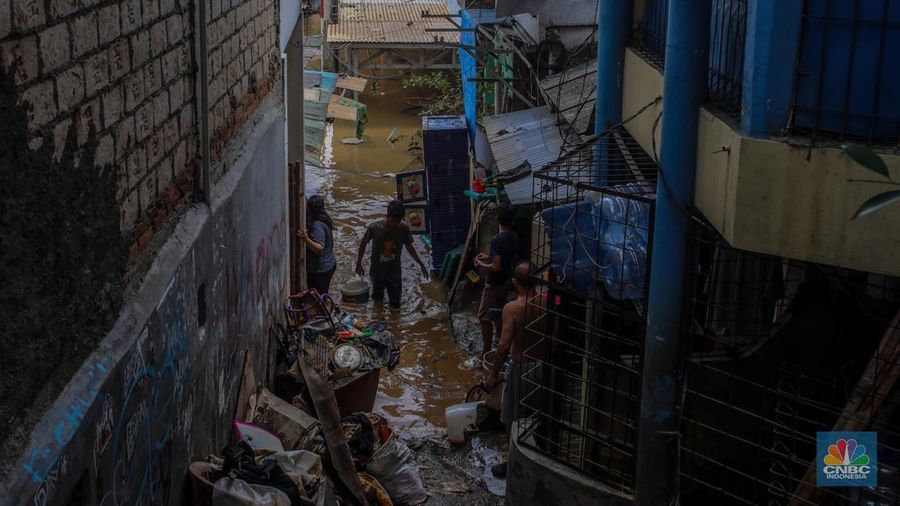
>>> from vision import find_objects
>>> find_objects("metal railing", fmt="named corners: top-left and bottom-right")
top-left (517, 129), bottom-right (658, 494)
top-left (634, 0), bottom-right (670, 68)
top-left (790, 0), bottom-right (900, 144)
top-left (679, 218), bottom-right (900, 505)
top-left (707, 0), bottom-right (747, 117)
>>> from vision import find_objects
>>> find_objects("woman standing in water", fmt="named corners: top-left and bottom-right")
top-left (297, 195), bottom-right (337, 294)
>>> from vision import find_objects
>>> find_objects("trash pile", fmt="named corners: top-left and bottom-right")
top-left (276, 289), bottom-right (400, 384)
top-left (188, 289), bottom-right (422, 505)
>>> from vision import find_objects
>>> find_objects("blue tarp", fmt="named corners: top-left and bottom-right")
top-left (541, 183), bottom-right (653, 300)
top-left (460, 9), bottom-right (495, 141)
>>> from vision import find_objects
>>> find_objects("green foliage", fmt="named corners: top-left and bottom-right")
top-left (403, 72), bottom-right (462, 116)
top-left (843, 143), bottom-right (890, 178)
top-left (852, 190), bottom-right (900, 220)
top-left (402, 71), bottom-right (493, 117)
top-left (843, 143), bottom-right (900, 220)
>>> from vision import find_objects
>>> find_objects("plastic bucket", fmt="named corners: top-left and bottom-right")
top-left (341, 277), bottom-right (370, 304)
top-left (482, 350), bottom-right (495, 372)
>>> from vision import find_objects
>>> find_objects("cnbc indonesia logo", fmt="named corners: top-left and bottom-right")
top-left (817, 433), bottom-right (877, 487)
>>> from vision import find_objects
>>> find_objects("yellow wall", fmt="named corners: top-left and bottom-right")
top-left (622, 48), bottom-right (663, 156)
top-left (625, 46), bottom-right (900, 277)
top-left (696, 110), bottom-right (900, 277)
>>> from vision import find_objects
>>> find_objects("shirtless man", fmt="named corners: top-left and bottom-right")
top-left (486, 261), bottom-right (535, 478)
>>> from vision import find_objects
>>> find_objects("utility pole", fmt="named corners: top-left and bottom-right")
top-left (635, 0), bottom-right (711, 504)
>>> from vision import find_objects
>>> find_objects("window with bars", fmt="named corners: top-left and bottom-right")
top-left (791, 0), bottom-right (900, 144)
top-left (707, 0), bottom-right (748, 117)
top-left (679, 217), bottom-right (900, 505)
top-left (634, 0), bottom-right (670, 68)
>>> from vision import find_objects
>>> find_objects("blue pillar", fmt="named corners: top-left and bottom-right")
top-left (741, 0), bottom-right (803, 136)
top-left (595, 0), bottom-right (631, 132)
top-left (594, 0), bottom-right (631, 185)
top-left (635, 0), bottom-right (711, 504)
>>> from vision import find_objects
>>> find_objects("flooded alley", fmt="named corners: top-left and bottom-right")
top-left (306, 85), bottom-right (506, 504)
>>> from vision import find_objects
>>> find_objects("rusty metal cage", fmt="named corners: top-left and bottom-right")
top-left (516, 128), bottom-right (658, 494)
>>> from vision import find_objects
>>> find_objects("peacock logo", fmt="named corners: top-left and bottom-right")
top-left (823, 438), bottom-right (870, 466)
top-left (817, 432), bottom-right (877, 487)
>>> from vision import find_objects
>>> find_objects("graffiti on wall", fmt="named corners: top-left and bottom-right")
top-left (18, 209), bottom-right (288, 506)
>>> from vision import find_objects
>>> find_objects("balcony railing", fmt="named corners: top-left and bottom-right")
top-left (679, 217), bottom-right (900, 505)
top-left (791, 0), bottom-right (900, 144)
top-left (634, 0), bottom-right (670, 68)
top-left (707, 0), bottom-right (747, 117)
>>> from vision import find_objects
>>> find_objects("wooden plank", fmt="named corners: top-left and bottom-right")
top-left (297, 358), bottom-right (369, 505)
top-left (336, 75), bottom-right (368, 92)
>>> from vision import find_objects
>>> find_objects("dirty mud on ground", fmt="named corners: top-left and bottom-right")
top-left (305, 86), bottom-right (506, 504)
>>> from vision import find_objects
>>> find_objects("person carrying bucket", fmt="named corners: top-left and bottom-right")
top-left (355, 199), bottom-right (429, 308)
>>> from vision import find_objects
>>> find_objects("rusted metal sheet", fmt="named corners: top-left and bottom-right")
top-left (327, 0), bottom-right (460, 44)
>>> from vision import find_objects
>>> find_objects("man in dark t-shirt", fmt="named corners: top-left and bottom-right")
top-left (356, 200), bottom-right (429, 308)
top-left (474, 206), bottom-right (519, 354)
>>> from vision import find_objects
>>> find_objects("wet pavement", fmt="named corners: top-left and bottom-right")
top-left (305, 86), bottom-right (505, 504)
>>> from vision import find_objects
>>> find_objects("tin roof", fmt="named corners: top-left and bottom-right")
top-left (327, 0), bottom-right (460, 44)
top-left (482, 106), bottom-right (581, 205)
top-left (540, 60), bottom-right (598, 135)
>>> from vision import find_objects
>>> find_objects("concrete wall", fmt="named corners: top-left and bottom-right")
top-left (623, 46), bottom-right (900, 277)
top-left (695, 109), bottom-right (900, 277)
top-left (621, 47), bottom-right (663, 158)
top-left (508, 422), bottom-right (634, 506)
top-left (0, 99), bottom-right (287, 506)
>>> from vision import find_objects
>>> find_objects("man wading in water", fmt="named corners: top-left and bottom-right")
top-left (356, 199), bottom-right (429, 308)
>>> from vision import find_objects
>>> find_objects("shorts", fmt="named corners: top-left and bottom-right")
top-left (502, 362), bottom-right (525, 425)
top-left (478, 282), bottom-right (510, 322)
top-left (371, 273), bottom-right (402, 307)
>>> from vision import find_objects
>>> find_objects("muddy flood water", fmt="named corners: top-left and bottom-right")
top-left (305, 86), bottom-right (505, 502)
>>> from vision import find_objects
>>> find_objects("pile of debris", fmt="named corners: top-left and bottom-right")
top-left (187, 289), bottom-right (423, 505)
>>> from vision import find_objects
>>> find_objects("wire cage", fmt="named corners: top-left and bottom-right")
top-left (680, 217), bottom-right (900, 505)
top-left (517, 128), bottom-right (658, 494)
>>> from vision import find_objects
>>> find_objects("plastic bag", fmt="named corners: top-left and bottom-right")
top-left (365, 435), bottom-right (427, 504)
top-left (212, 477), bottom-right (291, 506)
top-left (265, 450), bottom-right (323, 498)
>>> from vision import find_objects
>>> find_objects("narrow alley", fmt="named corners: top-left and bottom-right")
top-left (307, 87), bottom-right (507, 503)
top-left (2, 0), bottom-right (900, 505)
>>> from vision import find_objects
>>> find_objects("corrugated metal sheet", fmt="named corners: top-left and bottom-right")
top-left (327, 0), bottom-right (460, 44)
top-left (482, 106), bottom-right (580, 205)
top-left (540, 60), bottom-right (597, 135)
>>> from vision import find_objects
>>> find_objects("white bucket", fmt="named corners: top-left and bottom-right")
top-left (444, 401), bottom-right (484, 445)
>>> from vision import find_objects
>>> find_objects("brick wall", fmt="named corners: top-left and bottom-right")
top-left (1, 0), bottom-right (281, 261)
top-left (206, 0), bottom-right (280, 182)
